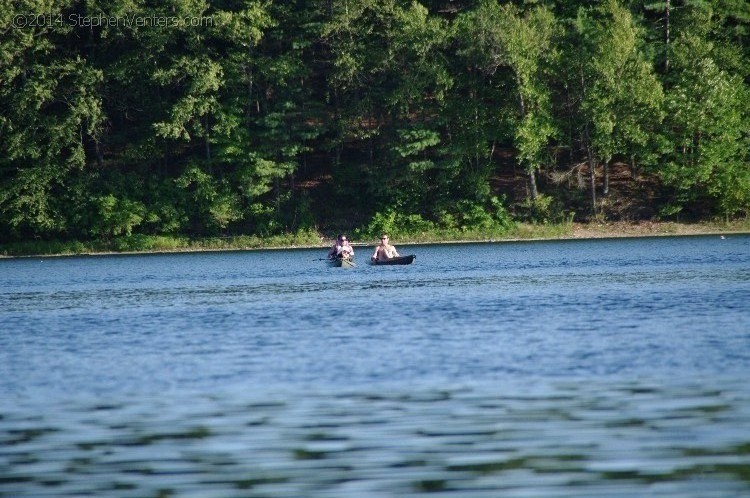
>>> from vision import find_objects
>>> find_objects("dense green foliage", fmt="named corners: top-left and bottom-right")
top-left (1, 0), bottom-right (747, 244)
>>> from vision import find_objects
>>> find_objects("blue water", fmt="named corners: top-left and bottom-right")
top-left (1, 235), bottom-right (749, 497)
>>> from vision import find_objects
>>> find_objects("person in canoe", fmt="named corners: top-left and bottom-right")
top-left (371, 233), bottom-right (400, 262)
top-left (328, 234), bottom-right (354, 260)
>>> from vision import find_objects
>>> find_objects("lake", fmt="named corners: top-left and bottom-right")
top-left (1, 235), bottom-right (749, 497)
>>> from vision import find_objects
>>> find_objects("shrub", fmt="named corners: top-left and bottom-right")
top-left (90, 194), bottom-right (145, 238)
top-left (519, 194), bottom-right (567, 224)
top-left (359, 209), bottom-right (435, 239)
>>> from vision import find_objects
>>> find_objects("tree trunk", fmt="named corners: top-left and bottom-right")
top-left (587, 149), bottom-right (597, 216)
top-left (94, 139), bottom-right (104, 168)
top-left (245, 46), bottom-right (254, 128)
top-left (602, 159), bottom-right (610, 197)
top-left (664, 0), bottom-right (670, 73)
top-left (515, 72), bottom-right (536, 201)
top-left (205, 129), bottom-right (211, 161)
top-left (528, 167), bottom-right (538, 200)
top-left (514, 72), bottom-right (526, 116)
top-left (577, 164), bottom-right (585, 190)
top-left (631, 154), bottom-right (637, 180)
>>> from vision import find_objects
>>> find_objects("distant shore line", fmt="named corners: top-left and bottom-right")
top-left (1, 220), bottom-right (748, 258)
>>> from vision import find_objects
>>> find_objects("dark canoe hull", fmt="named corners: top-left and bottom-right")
top-left (328, 257), bottom-right (355, 268)
top-left (371, 254), bottom-right (416, 266)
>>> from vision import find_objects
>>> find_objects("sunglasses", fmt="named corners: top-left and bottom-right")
top-left (380, 237), bottom-right (388, 240)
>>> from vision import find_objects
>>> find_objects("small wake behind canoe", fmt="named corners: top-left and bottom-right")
top-left (370, 254), bottom-right (416, 266)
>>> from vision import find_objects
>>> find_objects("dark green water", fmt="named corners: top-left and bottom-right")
top-left (1, 235), bottom-right (749, 496)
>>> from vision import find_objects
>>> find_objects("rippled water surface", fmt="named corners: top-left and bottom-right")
top-left (2, 235), bottom-right (749, 497)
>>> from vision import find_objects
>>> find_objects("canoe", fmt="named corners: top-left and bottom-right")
top-left (328, 256), bottom-right (356, 268)
top-left (371, 254), bottom-right (416, 266)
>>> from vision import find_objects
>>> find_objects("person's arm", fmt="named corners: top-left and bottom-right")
top-left (392, 246), bottom-right (400, 257)
top-left (371, 246), bottom-right (380, 260)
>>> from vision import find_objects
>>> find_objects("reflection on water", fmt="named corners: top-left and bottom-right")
top-left (1, 235), bottom-right (749, 496)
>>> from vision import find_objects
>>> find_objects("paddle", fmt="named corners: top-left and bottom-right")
top-left (314, 257), bottom-right (357, 267)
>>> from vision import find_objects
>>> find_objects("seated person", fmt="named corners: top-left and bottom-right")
top-left (371, 233), bottom-right (399, 262)
top-left (328, 234), bottom-right (354, 259)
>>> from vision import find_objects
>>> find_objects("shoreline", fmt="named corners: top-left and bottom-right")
top-left (1, 220), bottom-right (747, 259)
top-left (567, 221), bottom-right (748, 239)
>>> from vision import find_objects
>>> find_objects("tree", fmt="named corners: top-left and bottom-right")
top-left (564, 0), bottom-right (663, 215)
top-left (0, 1), bottom-right (103, 240)
top-left (456, 1), bottom-right (557, 202)
top-left (322, 0), bottom-right (451, 217)
top-left (661, 19), bottom-right (749, 218)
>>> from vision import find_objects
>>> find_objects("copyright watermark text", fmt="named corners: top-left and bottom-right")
top-left (11, 13), bottom-right (214, 29)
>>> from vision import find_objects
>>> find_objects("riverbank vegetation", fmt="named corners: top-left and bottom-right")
top-left (2, 219), bottom-right (747, 257)
top-left (1, 0), bottom-right (748, 256)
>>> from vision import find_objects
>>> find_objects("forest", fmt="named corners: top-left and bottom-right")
top-left (1, 0), bottom-right (748, 246)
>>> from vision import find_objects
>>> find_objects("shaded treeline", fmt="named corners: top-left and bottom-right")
top-left (1, 0), bottom-right (747, 243)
